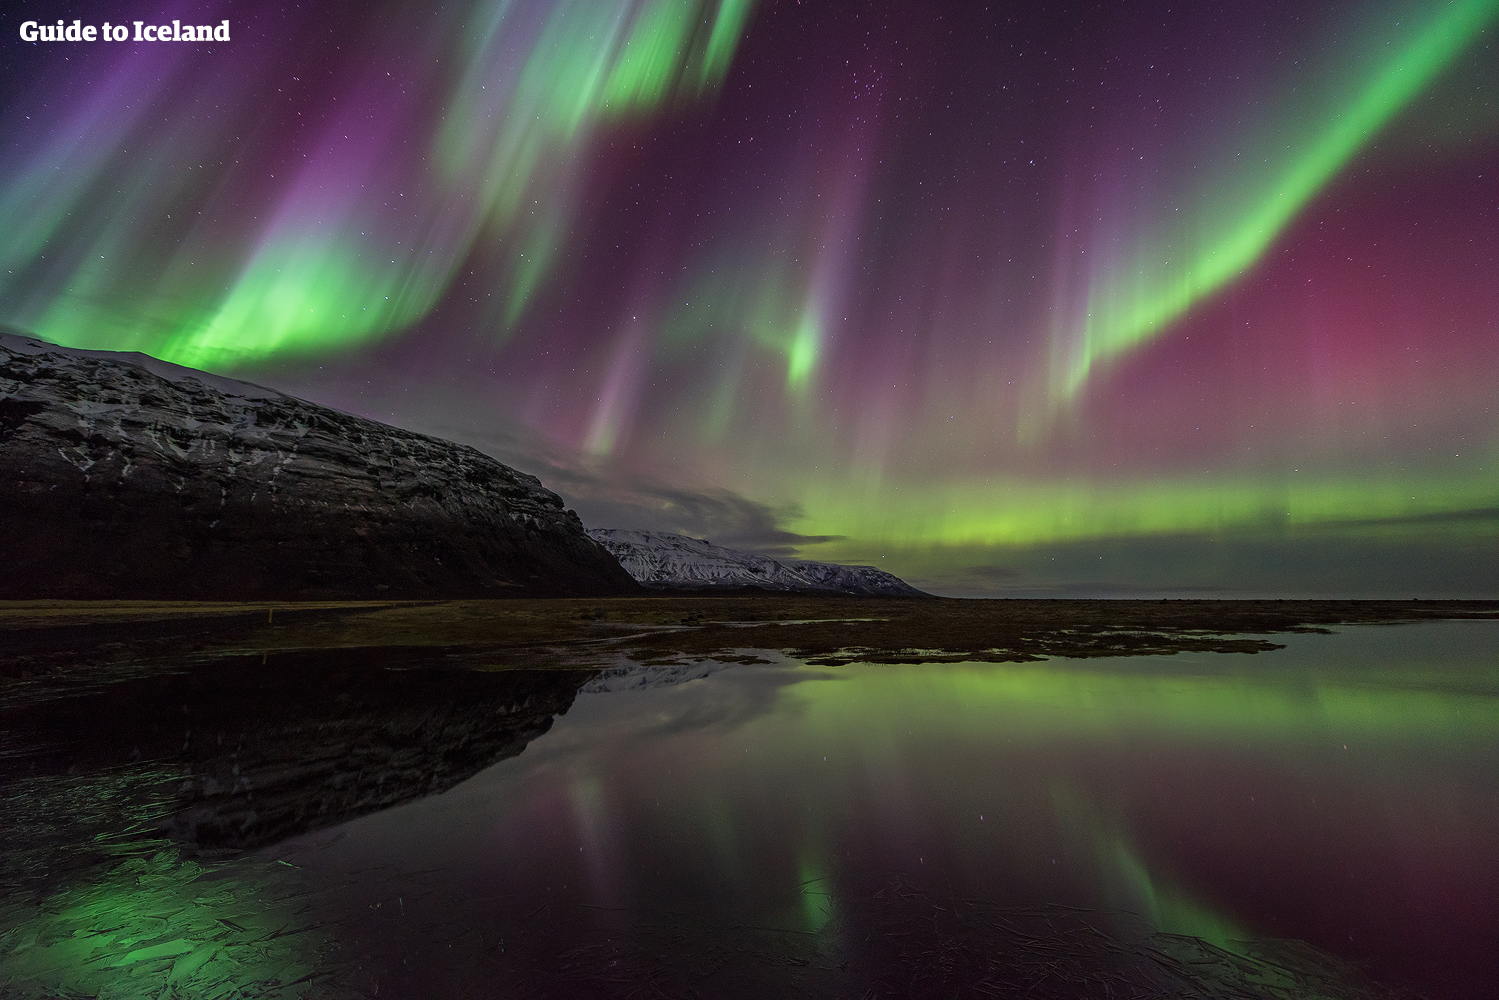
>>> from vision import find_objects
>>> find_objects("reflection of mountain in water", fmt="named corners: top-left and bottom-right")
top-left (0, 655), bottom-right (592, 999)
top-left (1, 653), bottom-right (593, 853)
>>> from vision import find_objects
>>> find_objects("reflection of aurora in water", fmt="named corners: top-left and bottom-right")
top-left (2, 622), bottom-right (1496, 997)
top-left (0, 758), bottom-right (335, 998)
top-left (287, 620), bottom-right (1497, 998)
top-left (0, 842), bottom-right (331, 998)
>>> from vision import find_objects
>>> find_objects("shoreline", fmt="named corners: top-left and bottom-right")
top-left (5, 596), bottom-right (1496, 680)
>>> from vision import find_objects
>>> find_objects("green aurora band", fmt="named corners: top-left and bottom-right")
top-left (790, 459), bottom-right (1499, 557)
top-left (1044, 0), bottom-right (1499, 411)
top-left (2, 0), bottom-right (755, 367)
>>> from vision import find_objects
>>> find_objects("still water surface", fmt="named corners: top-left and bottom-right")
top-left (2, 620), bottom-right (1496, 998)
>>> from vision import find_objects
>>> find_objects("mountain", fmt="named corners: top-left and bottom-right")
top-left (587, 528), bottom-right (929, 596)
top-left (0, 331), bottom-right (639, 599)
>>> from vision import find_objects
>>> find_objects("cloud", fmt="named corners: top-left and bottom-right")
top-left (956, 564), bottom-right (1021, 581)
top-left (902, 564), bottom-right (1020, 597)
top-left (1317, 506), bottom-right (1499, 529)
top-left (550, 476), bottom-right (844, 554)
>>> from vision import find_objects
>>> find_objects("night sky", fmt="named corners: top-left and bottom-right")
top-left (4, 0), bottom-right (1496, 596)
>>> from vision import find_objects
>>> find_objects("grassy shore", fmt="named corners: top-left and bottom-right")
top-left (4, 596), bottom-right (1496, 678)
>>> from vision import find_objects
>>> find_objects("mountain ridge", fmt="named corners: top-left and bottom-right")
top-left (587, 528), bottom-right (929, 597)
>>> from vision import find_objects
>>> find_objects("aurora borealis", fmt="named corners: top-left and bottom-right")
top-left (4, 0), bottom-right (1497, 595)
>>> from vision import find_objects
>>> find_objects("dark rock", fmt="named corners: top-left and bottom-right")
top-left (0, 332), bottom-right (639, 598)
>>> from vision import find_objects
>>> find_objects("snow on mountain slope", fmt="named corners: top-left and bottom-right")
top-left (586, 528), bottom-right (929, 597)
top-left (0, 331), bottom-right (638, 599)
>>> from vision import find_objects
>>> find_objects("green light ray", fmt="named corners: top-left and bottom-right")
top-left (657, 263), bottom-right (830, 404)
top-left (788, 461), bottom-right (1499, 552)
top-left (786, 311), bottom-right (822, 389)
top-left (701, 0), bottom-right (755, 89)
top-left (1050, 0), bottom-right (1499, 408)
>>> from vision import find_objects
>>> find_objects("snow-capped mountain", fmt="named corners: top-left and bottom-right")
top-left (0, 331), bottom-right (637, 599)
top-left (587, 528), bottom-right (929, 596)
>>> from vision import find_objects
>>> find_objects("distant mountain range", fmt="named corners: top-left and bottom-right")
top-left (0, 332), bottom-right (637, 599)
top-left (587, 528), bottom-right (929, 596)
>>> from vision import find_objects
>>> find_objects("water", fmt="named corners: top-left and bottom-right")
top-left (2, 620), bottom-right (1496, 998)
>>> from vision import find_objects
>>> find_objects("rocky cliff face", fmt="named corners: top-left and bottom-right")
top-left (0, 332), bottom-right (638, 598)
top-left (587, 528), bottom-right (929, 596)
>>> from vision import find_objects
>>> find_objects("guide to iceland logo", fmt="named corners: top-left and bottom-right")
top-left (20, 18), bottom-right (231, 42)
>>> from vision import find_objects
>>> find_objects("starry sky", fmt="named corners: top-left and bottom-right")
top-left (3, 0), bottom-right (1496, 596)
